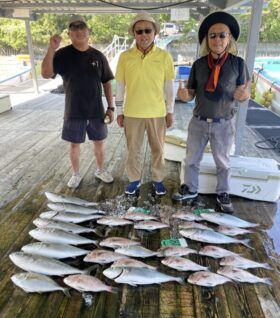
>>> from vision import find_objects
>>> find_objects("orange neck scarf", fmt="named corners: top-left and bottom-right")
top-left (205, 52), bottom-right (228, 92)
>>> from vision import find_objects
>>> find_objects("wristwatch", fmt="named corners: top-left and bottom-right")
top-left (107, 106), bottom-right (115, 112)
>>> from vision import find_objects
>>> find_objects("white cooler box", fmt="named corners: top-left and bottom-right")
top-left (164, 129), bottom-right (234, 163)
top-left (180, 153), bottom-right (280, 202)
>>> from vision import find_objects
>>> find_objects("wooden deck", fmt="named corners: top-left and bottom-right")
top-left (0, 92), bottom-right (280, 318)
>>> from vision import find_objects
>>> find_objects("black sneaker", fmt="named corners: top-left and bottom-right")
top-left (153, 181), bottom-right (166, 196)
top-left (172, 184), bottom-right (198, 201)
top-left (216, 192), bottom-right (234, 213)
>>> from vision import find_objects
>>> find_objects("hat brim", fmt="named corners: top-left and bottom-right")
top-left (198, 11), bottom-right (240, 44)
top-left (128, 20), bottom-right (160, 36)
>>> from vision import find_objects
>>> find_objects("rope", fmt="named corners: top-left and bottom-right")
top-left (255, 136), bottom-right (280, 151)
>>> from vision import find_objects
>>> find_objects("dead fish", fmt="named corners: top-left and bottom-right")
top-left (157, 246), bottom-right (197, 257)
top-left (199, 245), bottom-right (241, 259)
top-left (161, 256), bottom-right (209, 272)
top-left (33, 218), bottom-right (104, 236)
top-left (220, 255), bottom-right (273, 270)
top-left (45, 191), bottom-right (97, 207)
top-left (40, 211), bottom-right (102, 223)
top-left (103, 267), bottom-right (185, 286)
top-left (111, 258), bottom-right (157, 270)
top-left (122, 211), bottom-right (158, 221)
top-left (114, 246), bottom-right (158, 258)
top-left (29, 228), bottom-right (98, 246)
top-left (99, 237), bottom-right (141, 249)
top-left (217, 266), bottom-right (272, 285)
top-left (200, 213), bottom-right (259, 228)
top-left (97, 217), bottom-right (133, 227)
top-left (84, 249), bottom-right (127, 264)
top-left (47, 202), bottom-right (105, 215)
top-left (63, 274), bottom-right (118, 293)
top-left (133, 221), bottom-right (169, 231)
top-left (11, 272), bottom-right (70, 296)
top-left (188, 271), bottom-right (232, 287)
top-left (172, 212), bottom-right (203, 222)
top-left (9, 252), bottom-right (94, 276)
top-left (216, 226), bottom-right (254, 236)
top-left (179, 228), bottom-right (252, 249)
top-left (21, 242), bottom-right (89, 259)
top-left (179, 221), bottom-right (213, 231)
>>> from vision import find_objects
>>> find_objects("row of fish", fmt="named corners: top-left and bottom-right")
top-left (10, 191), bottom-right (273, 294)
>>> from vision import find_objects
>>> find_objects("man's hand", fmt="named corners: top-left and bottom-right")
top-left (234, 81), bottom-right (250, 102)
top-left (117, 115), bottom-right (124, 127)
top-left (105, 109), bottom-right (114, 124)
top-left (49, 34), bottom-right (62, 50)
top-left (166, 113), bottom-right (173, 129)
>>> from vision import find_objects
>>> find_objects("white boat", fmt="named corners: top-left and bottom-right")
top-left (253, 57), bottom-right (280, 115)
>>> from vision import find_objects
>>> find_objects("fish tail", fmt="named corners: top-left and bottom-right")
top-left (263, 263), bottom-right (273, 270)
top-left (93, 228), bottom-right (105, 237)
top-left (63, 288), bottom-right (71, 298)
top-left (176, 277), bottom-right (187, 285)
top-left (262, 277), bottom-right (273, 285)
top-left (108, 286), bottom-right (119, 293)
top-left (240, 239), bottom-right (254, 249)
top-left (84, 264), bottom-right (99, 275)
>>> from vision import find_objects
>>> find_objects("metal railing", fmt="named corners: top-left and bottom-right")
top-left (102, 35), bottom-right (129, 61)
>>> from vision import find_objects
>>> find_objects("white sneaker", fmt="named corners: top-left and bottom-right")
top-left (95, 169), bottom-right (114, 183)
top-left (67, 174), bottom-right (82, 188)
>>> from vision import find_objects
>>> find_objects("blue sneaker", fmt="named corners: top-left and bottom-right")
top-left (153, 181), bottom-right (166, 196)
top-left (172, 184), bottom-right (198, 201)
top-left (125, 180), bottom-right (141, 195)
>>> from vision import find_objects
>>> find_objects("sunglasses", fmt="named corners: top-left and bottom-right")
top-left (208, 32), bottom-right (230, 39)
top-left (134, 28), bottom-right (153, 35)
top-left (69, 23), bottom-right (87, 31)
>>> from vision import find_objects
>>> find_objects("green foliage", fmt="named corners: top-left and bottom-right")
top-left (0, 18), bottom-right (26, 53)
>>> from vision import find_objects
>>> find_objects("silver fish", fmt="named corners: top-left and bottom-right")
top-left (200, 212), bottom-right (259, 228)
top-left (47, 202), bottom-right (105, 215)
top-left (111, 258), bottom-right (157, 270)
top-left (9, 252), bottom-right (93, 276)
top-left (103, 267), bottom-right (185, 286)
top-left (97, 217), bottom-right (133, 227)
top-left (114, 245), bottom-right (158, 258)
top-left (29, 228), bottom-right (98, 246)
top-left (40, 211), bottom-right (102, 223)
top-left (188, 271), bottom-right (232, 287)
top-left (157, 246), bottom-right (197, 257)
top-left (217, 266), bottom-right (272, 285)
top-left (122, 211), bottom-right (158, 221)
top-left (220, 255), bottom-right (273, 270)
top-left (161, 256), bottom-right (209, 272)
top-left (99, 237), bottom-right (141, 249)
top-left (33, 218), bottom-right (104, 236)
top-left (21, 242), bottom-right (89, 259)
top-left (216, 225), bottom-right (254, 236)
top-left (179, 228), bottom-right (252, 249)
top-left (11, 272), bottom-right (70, 295)
top-left (63, 274), bottom-right (118, 293)
top-left (45, 191), bottom-right (98, 207)
top-left (84, 249), bottom-right (127, 264)
top-left (179, 221), bottom-right (213, 231)
top-left (199, 245), bottom-right (241, 259)
top-left (133, 221), bottom-right (169, 231)
top-left (172, 212), bottom-right (203, 222)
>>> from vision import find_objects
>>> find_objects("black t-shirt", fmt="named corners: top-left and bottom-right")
top-left (187, 54), bottom-right (250, 119)
top-left (53, 45), bottom-right (114, 119)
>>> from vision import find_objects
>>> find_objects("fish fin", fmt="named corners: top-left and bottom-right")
top-left (93, 227), bottom-right (106, 237)
top-left (63, 288), bottom-right (71, 298)
top-left (240, 239), bottom-right (254, 249)
top-left (263, 278), bottom-right (273, 285)
top-left (263, 263), bottom-right (273, 270)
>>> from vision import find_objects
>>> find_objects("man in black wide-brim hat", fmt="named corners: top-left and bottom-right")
top-left (173, 11), bottom-right (250, 213)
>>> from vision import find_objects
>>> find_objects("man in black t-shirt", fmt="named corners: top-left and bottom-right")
top-left (42, 15), bottom-right (115, 188)
top-left (172, 12), bottom-right (250, 213)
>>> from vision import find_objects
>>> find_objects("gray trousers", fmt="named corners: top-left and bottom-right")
top-left (183, 116), bottom-right (235, 194)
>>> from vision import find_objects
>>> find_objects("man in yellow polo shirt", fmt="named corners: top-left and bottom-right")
top-left (115, 12), bottom-right (175, 196)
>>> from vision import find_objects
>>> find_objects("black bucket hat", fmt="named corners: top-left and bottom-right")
top-left (198, 11), bottom-right (240, 44)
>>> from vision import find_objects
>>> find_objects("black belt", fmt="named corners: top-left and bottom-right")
top-left (195, 115), bottom-right (221, 123)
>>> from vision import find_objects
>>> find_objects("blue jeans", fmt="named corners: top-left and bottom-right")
top-left (183, 116), bottom-right (235, 194)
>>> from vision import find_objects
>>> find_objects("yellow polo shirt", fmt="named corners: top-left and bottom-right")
top-left (115, 46), bottom-right (175, 118)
